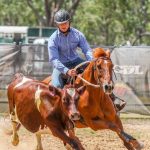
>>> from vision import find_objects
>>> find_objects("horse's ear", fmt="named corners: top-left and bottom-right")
top-left (77, 86), bottom-right (86, 95)
top-left (106, 49), bottom-right (110, 58)
top-left (49, 85), bottom-right (61, 96)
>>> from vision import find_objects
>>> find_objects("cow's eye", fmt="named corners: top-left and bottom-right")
top-left (63, 97), bottom-right (69, 104)
top-left (74, 95), bottom-right (79, 102)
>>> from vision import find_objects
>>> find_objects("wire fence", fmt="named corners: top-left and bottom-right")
top-left (0, 44), bottom-right (150, 115)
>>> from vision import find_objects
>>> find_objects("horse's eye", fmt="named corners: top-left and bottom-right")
top-left (74, 94), bottom-right (79, 102)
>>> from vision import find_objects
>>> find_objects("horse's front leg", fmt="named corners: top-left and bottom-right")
top-left (114, 115), bottom-right (144, 150)
top-left (85, 117), bottom-right (143, 150)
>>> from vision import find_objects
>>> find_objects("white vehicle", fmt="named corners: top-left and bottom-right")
top-left (33, 38), bottom-right (48, 44)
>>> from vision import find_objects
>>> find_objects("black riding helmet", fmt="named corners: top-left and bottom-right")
top-left (54, 9), bottom-right (70, 24)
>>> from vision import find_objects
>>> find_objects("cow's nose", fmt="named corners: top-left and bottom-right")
top-left (70, 113), bottom-right (80, 121)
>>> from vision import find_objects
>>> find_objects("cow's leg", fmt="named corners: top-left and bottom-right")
top-left (64, 129), bottom-right (84, 150)
top-left (35, 128), bottom-right (52, 150)
top-left (49, 126), bottom-right (84, 150)
top-left (10, 112), bottom-right (20, 146)
top-left (35, 133), bottom-right (43, 150)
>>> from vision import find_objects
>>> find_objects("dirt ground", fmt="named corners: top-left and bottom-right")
top-left (0, 115), bottom-right (149, 150)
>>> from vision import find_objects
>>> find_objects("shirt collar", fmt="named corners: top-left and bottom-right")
top-left (57, 27), bottom-right (72, 35)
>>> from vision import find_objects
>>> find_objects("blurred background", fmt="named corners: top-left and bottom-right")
top-left (0, 0), bottom-right (149, 45)
top-left (0, 0), bottom-right (150, 116)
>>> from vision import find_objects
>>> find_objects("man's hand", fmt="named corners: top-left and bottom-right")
top-left (67, 69), bottom-right (77, 76)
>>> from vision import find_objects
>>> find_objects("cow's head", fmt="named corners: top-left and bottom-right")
top-left (62, 85), bottom-right (86, 121)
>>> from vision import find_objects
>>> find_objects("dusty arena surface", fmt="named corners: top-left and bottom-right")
top-left (0, 115), bottom-right (150, 150)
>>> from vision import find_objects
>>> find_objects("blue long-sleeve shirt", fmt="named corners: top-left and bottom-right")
top-left (48, 27), bottom-right (93, 74)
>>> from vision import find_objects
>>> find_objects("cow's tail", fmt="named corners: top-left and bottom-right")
top-left (7, 73), bottom-right (24, 119)
top-left (7, 84), bottom-right (15, 116)
top-left (7, 84), bottom-right (21, 135)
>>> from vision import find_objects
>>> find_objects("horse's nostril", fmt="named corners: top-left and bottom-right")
top-left (104, 85), bottom-right (108, 90)
top-left (112, 85), bottom-right (114, 90)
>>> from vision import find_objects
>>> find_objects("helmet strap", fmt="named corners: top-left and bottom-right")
top-left (59, 27), bottom-right (70, 35)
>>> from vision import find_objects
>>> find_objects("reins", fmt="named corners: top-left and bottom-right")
top-left (74, 59), bottom-right (102, 88)
top-left (71, 57), bottom-right (112, 88)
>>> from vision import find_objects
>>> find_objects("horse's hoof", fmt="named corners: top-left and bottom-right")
top-left (130, 140), bottom-right (144, 150)
top-left (134, 141), bottom-right (144, 150)
top-left (11, 135), bottom-right (19, 146)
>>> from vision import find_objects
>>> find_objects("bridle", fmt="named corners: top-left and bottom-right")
top-left (73, 57), bottom-right (113, 88)
top-left (92, 56), bottom-right (113, 88)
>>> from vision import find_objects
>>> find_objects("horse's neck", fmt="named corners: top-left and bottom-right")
top-left (76, 62), bottom-right (104, 95)
top-left (83, 62), bottom-right (97, 84)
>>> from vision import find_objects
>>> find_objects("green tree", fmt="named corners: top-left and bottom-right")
top-left (0, 0), bottom-right (149, 45)
top-left (73, 0), bottom-right (150, 45)
top-left (0, 0), bottom-right (81, 26)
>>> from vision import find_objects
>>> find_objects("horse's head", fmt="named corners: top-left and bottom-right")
top-left (93, 48), bottom-right (114, 94)
top-left (62, 85), bottom-right (86, 121)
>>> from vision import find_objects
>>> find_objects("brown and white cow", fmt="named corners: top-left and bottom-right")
top-left (7, 73), bottom-right (85, 150)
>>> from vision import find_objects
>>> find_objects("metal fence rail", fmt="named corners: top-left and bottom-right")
top-left (0, 44), bottom-right (150, 115)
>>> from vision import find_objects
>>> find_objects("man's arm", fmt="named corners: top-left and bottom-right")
top-left (48, 37), bottom-right (69, 74)
top-left (78, 32), bottom-right (93, 61)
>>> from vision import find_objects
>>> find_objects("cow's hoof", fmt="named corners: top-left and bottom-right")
top-left (65, 144), bottom-right (73, 150)
top-left (11, 134), bottom-right (19, 146)
top-left (36, 145), bottom-right (43, 150)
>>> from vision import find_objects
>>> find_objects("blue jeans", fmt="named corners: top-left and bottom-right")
top-left (51, 57), bottom-right (84, 88)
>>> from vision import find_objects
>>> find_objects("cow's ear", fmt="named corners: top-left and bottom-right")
top-left (49, 85), bottom-right (61, 96)
top-left (77, 86), bottom-right (86, 95)
top-left (49, 85), bottom-right (57, 96)
top-left (106, 49), bottom-right (110, 58)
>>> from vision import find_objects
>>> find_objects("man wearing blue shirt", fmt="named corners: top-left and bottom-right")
top-left (48, 9), bottom-right (93, 88)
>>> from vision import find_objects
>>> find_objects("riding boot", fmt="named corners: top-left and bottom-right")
top-left (109, 93), bottom-right (126, 112)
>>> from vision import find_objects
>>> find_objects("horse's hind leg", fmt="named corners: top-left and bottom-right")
top-left (10, 111), bottom-right (20, 146)
top-left (118, 131), bottom-right (144, 150)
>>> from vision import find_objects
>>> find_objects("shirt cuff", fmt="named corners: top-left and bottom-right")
top-left (63, 67), bottom-right (69, 75)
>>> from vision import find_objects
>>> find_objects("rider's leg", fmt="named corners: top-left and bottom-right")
top-left (65, 57), bottom-right (85, 69)
top-left (109, 93), bottom-right (126, 112)
top-left (51, 68), bottom-right (64, 88)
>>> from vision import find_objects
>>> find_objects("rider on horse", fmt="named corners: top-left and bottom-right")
top-left (47, 9), bottom-right (125, 112)
top-left (48, 9), bottom-right (93, 88)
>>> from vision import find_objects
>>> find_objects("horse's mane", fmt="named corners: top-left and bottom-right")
top-left (93, 48), bottom-right (110, 58)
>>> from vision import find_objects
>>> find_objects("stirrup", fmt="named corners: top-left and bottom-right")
top-left (115, 101), bottom-right (126, 111)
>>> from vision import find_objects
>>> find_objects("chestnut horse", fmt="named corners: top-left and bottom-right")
top-left (43, 48), bottom-right (143, 150)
